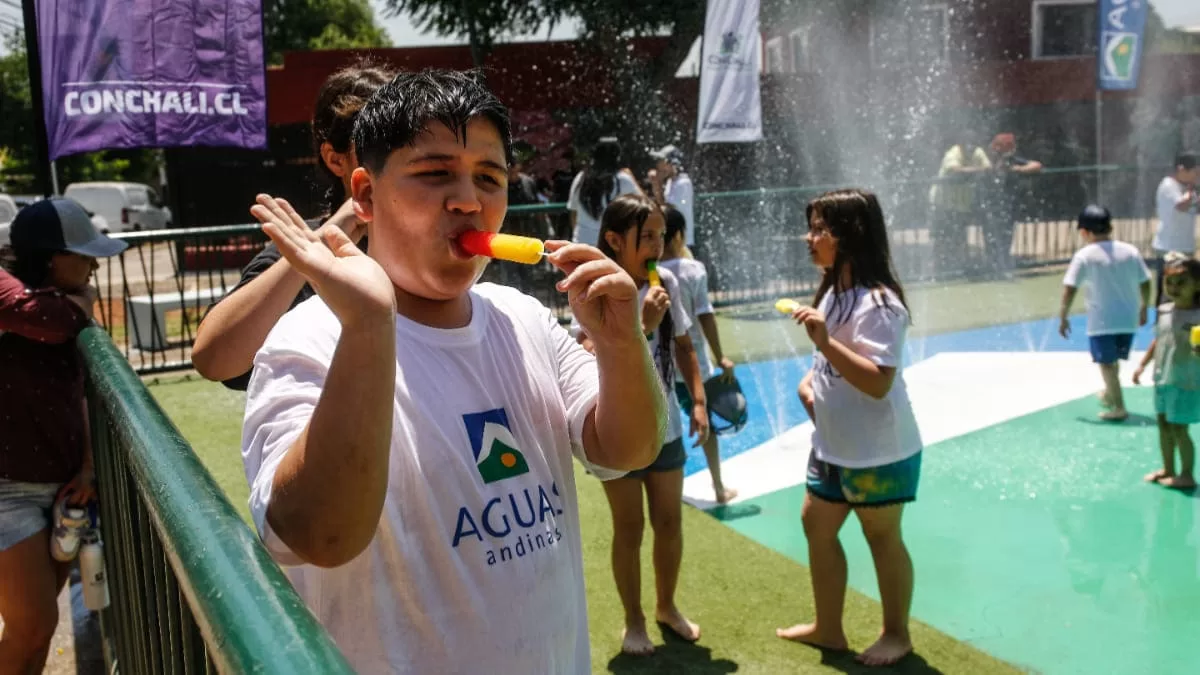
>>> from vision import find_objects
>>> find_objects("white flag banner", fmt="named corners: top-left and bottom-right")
top-left (696, 0), bottom-right (763, 144)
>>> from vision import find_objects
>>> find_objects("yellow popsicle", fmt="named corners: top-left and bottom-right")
top-left (1191, 325), bottom-right (1200, 348)
top-left (647, 261), bottom-right (662, 287)
top-left (775, 298), bottom-right (801, 315)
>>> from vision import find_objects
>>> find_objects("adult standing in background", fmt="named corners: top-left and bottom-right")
top-left (928, 133), bottom-right (991, 280)
top-left (568, 137), bottom-right (643, 246)
top-left (1151, 153), bottom-right (1200, 306)
top-left (649, 145), bottom-right (696, 259)
top-left (980, 133), bottom-right (1042, 278)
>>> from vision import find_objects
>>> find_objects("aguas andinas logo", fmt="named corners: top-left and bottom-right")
top-left (451, 409), bottom-right (567, 568)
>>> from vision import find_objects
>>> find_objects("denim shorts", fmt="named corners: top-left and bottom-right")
top-left (806, 452), bottom-right (922, 507)
top-left (626, 438), bottom-right (688, 479)
top-left (1088, 334), bottom-right (1134, 364)
top-left (0, 478), bottom-right (61, 551)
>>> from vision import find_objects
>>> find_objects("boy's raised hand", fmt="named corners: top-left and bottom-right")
top-left (546, 241), bottom-right (640, 345)
top-left (250, 194), bottom-right (395, 327)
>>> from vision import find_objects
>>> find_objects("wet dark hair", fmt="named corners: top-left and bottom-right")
top-left (1177, 153), bottom-right (1199, 171)
top-left (0, 244), bottom-right (53, 288)
top-left (808, 189), bottom-right (910, 326)
top-left (597, 194), bottom-right (674, 385)
top-left (353, 69), bottom-right (513, 175)
top-left (311, 60), bottom-right (395, 213)
top-left (663, 204), bottom-right (686, 246)
top-left (1164, 257), bottom-right (1200, 306)
top-left (579, 137), bottom-right (622, 220)
top-left (1078, 205), bottom-right (1113, 234)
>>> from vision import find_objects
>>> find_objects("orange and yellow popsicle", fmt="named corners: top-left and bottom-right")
top-left (457, 231), bottom-right (544, 264)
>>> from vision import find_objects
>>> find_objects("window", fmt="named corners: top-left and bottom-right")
top-left (871, 4), bottom-right (949, 66)
top-left (1033, 0), bottom-right (1097, 58)
top-left (766, 36), bottom-right (787, 74)
top-left (789, 28), bottom-right (811, 72)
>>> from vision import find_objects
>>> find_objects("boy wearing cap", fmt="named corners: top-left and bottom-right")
top-left (649, 145), bottom-right (696, 258)
top-left (0, 198), bottom-right (127, 673)
top-left (1059, 205), bottom-right (1152, 421)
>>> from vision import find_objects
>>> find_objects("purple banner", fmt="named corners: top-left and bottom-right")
top-left (37, 0), bottom-right (267, 160)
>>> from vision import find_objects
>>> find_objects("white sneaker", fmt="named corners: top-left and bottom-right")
top-left (50, 495), bottom-right (90, 562)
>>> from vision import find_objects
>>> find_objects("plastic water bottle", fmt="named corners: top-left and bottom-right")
top-left (79, 531), bottom-right (110, 611)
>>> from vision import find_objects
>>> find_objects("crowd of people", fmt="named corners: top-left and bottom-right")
top-left (0, 56), bottom-right (1196, 674)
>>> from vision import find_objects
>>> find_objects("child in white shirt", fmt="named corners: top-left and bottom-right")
top-left (240, 70), bottom-right (665, 674)
top-left (777, 189), bottom-right (923, 668)
top-left (1059, 205), bottom-right (1152, 421)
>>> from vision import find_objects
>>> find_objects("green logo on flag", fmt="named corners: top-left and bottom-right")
top-left (1103, 32), bottom-right (1137, 82)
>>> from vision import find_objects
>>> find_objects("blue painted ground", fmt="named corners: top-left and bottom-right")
top-left (682, 314), bottom-right (1156, 477)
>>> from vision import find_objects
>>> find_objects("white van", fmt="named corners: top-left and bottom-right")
top-left (64, 182), bottom-right (171, 233)
top-left (0, 194), bottom-right (17, 246)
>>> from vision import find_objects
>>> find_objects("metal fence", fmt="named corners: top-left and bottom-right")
top-left (80, 325), bottom-right (354, 674)
top-left (93, 165), bottom-right (1166, 374)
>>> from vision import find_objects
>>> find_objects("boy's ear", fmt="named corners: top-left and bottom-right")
top-left (351, 167), bottom-right (374, 223)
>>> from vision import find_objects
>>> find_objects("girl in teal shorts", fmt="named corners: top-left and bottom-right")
top-left (777, 189), bottom-right (924, 667)
top-left (1133, 256), bottom-right (1200, 490)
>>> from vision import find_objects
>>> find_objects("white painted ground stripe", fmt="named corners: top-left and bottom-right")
top-left (682, 351), bottom-right (1147, 509)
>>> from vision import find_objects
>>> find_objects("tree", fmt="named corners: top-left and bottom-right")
top-left (263, 0), bottom-right (392, 66)
top-left (381, 0), bottom-right (548, 67)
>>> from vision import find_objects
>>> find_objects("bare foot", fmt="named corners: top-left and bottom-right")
top-left (656, 606), bottom-right (701, 642)
top-left (715, 486), bottom-right (738, 504)
top-left (1145, 469), bottom-right (1172, 483)
top-left (1098, 408), bottom-right (1127, 422)
top-left (621, 623), bottom-right (655, 656)
top-left (1097, 390), bottom-right (1114, 409)
top-left (775, 623), bottom-right (849, 651)
top-left (1160, 475), bottom-right (1197, 490)
top-left (857, 633), bottom-right (912, 666)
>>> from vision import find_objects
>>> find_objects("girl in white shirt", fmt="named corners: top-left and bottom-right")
top-left (577, 193), bottom-right (710, 656)
top-left (567, 137), bottom-right (643, 246)
top-left (777, 189), bottom-right (923, 667)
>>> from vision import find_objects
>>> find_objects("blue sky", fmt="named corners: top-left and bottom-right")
top-left (371, 0), bottom-right (1200, 46)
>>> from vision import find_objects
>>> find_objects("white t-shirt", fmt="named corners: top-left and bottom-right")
top-left (570, 265), bottom-right (691, 443)
top-left (810, 287), bottom-right (922, 468)
top-left (567, 171), bottom-right (640, 247)
top-left (1062, 240), bottom-right (1151, 336)
top-left (660, 257), bottom-right (715, 382)
top-left (242, 283), bottom-right (622, 674)
top-left (1152, 176), bottom-right (1197, 253)
top-left (664, 173), bottom-right (696, 247)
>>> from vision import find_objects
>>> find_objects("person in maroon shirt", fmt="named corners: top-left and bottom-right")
top-left (0, 197), bottom-right (126, 672)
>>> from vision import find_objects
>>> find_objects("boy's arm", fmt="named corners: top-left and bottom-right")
top-left (674, 333), bottom-right (710, 446)
top-left (249, 196), bottom-right (396, 568)
top-left (193, 198), bottom-right (363, 383)
top-left (1059, 285), bottom-right (1078, 338)
top-left (698, 313), bottom-right (735, 375)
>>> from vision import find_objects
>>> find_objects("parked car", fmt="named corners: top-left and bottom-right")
top-left (63, 181), bottom-right (171, 233)
top-left (0, 194), bottom-right (17, 246)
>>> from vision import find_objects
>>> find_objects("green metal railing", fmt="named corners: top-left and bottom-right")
top-left (80, 325), bottom-right (353, 673)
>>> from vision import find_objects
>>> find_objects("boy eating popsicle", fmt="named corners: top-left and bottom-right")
top-left (240, 69), bottom-right (665, 673)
